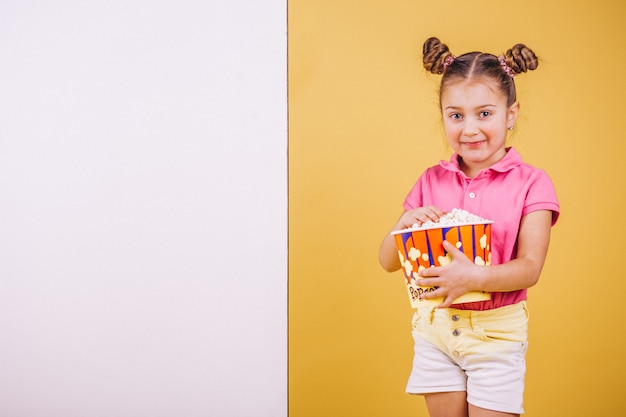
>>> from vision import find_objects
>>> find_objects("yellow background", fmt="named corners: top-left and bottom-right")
top-left (288, 1), bottom-right (626, 415)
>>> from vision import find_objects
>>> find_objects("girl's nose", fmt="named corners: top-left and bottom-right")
top-left (462, 120), bottom-right (479, 136)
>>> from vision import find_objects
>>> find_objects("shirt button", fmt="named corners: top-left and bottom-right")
top-left (451, 314), bottom-right (460, 321)
top-left (469, 192), bottom-right (476, 199)
top-left (452, 350), bottom-right (460, 358)
top-left (452, 329), bottom-right (461, 337)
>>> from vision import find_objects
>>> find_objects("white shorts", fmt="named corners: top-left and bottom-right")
top-left (406, 302), bottom-right (529, 414)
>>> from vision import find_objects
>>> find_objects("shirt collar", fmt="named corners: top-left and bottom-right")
top-left (439, 147), bottom-right (523, 175)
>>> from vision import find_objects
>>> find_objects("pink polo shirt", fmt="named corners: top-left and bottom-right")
top-left (403, 147), bottom-right (560, 310)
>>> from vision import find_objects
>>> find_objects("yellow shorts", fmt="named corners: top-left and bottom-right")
top-left (406, 301), bottom-right (529, 414)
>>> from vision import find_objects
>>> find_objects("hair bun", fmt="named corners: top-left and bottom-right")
top-left (504, 44), bottom-right (538, 75)
top-left (423, 37), bottom-right (453, 74)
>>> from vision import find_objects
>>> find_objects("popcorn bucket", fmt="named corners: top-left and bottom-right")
top-left (391, 222), bottom-right (493, 307)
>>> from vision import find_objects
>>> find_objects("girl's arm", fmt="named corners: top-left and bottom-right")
top-left (417, 209), bottom-right (553, 308)
top-left (378, 206), bottom-right (445, 272)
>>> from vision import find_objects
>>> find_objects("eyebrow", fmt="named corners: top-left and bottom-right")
top-left (443, 104), bottom-right (498, 111)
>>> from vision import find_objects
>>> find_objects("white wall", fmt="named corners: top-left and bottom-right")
top-left (0, 1), bottom-right (287, 416)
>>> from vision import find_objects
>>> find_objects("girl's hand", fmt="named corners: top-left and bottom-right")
top-left (393, 206), bottom-right (445, 231)
top-left (379, 206), bottom-right (444, 272)
top-left (416, 240), bottom-right (482, 308)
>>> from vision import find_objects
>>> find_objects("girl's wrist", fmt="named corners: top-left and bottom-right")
top-left (472, 265), bottom-right (490, 292)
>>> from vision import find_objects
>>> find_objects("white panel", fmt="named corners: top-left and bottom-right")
top-left (0, 1), bottom-right (287, 416)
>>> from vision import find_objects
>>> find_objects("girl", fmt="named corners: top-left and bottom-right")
top-left (378, 37), bottom-right (559, 417)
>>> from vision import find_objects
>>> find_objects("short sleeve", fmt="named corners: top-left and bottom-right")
top-left (403, 172), bottom-right (427, 211)
top-left (522, 169), bottom-right (560, 225)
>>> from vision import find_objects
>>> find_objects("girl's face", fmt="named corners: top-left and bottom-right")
top-left (440, 78), bottom-right (519, 177)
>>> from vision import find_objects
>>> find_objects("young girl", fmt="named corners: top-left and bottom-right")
top-left (378, 37), bottom-right (560, 417)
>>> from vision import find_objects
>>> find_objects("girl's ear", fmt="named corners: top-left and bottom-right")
top-left (508, 101), bottom-right (520, 128)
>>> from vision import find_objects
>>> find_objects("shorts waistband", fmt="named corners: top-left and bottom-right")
top-left (417, 301), bottom-right (528, 327)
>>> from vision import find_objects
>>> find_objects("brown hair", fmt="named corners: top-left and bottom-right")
top-left (422, 37), bottom-right (539, 107)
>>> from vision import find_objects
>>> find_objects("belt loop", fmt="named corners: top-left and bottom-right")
top-left (417, 307), bottom-right (436, 324)
top-left (522, 301), bottom-right (530, 319)
top-left (469, 310), bottom-right (476, 331)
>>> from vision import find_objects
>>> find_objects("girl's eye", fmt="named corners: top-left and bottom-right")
top-left (449, 113), bottom-right (462, 120)
top-left (479, 111), bottom-right (491, 117)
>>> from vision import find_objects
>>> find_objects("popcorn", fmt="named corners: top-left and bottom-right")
top-left (391, 208), bottom-right (493, 307)
top-left (408, 208), bottom-right (491, 231)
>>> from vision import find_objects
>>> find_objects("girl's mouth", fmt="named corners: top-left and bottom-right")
top-left (462, 140), bottom-right (486, 148)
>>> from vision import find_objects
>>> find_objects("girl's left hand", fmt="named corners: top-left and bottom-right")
top-left (416, 240), bottom-right (482, 308)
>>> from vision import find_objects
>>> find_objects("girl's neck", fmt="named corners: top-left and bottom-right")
top-left (459, 160), bottom-right (481, 178)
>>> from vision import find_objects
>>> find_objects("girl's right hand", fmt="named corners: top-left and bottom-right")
top-left (392, 206), bottom-right (445, 232)
top-left (379, 206), bottom-right (445, 272)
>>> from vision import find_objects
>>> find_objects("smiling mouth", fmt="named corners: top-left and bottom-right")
top-left (462, 140), bottom-right (485, 147)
